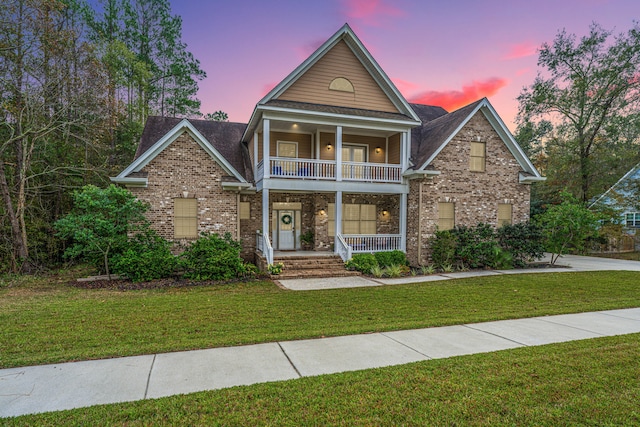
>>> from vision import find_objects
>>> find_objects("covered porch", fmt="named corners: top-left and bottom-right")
top-left (255, 190), bottom-right (407, 265)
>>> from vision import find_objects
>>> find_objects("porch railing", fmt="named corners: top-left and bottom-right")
top-left (258, 157), bottom-right (402, 183)
top-left (270, 157), bottom-right (335, 180)
top-left (342, 234), bottom-right (402, 253)
top-left (342, 162), bottom-right (402, 183)
top-left (256, 230), bottom-right (273, 265)
top-left (335, 234), bottom-right (352, 262)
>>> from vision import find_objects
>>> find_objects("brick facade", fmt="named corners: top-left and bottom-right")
top-left (406, 113), bottom-right (531, 266)
top-left (129, 132), bottom-right (240, 250)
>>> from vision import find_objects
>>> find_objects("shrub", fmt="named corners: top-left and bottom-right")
top-left (429, 229), bottom-right (457, 270)
top-left (370, 265), bottom-right (385, 277)
top-left (268, 262), bottom-right (284, 275)
top-left (345, 253), bottom-right (378, 273)
top-left (180, 232), bottom-right (246, 281)
top-left (497, 222), bottom-right (545, 267)
top-left (384, 264), bottom-right (403, 277)
top-left (374, 250), bottom-right (407, 267)
top-left (535, 192), bottom-right (601, 264)
top-left (112, 231), bottom-right (177, 282)
top-left (453, 223), bottom-right (499, 269)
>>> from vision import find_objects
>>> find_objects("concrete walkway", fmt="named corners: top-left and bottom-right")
top-left (278, 254), bottom-right (640, 290)
top-left (2, 254), bottom-right (640, 418)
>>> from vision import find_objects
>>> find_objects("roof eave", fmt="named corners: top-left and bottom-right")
top-left (110, 176), bottom-right (148, 187)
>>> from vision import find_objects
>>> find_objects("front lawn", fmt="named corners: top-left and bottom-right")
top-left (1, 269), bottom-right (640, 368)
top-left (5, 334), bottom-right (640, 426)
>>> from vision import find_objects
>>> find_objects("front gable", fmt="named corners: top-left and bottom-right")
top-left (412, 99), bottom-right (543, 184)
top-left (112, 119), bottom-right (249, 188)
top-left (277, 40), bottom-right (399, 113)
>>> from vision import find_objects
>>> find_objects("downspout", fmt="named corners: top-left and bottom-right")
top-left (237, 192), bottom-right (241, 240)
top-left (417, 181), bottom-right (423, 265)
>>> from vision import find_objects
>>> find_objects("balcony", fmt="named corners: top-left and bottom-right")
top-left (258, 157), bottom-right (402, 183)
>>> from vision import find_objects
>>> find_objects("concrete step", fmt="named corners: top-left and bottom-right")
top-left (270, 254), bottom-right (357, 279)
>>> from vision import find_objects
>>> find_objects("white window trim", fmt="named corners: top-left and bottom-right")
top-left (276, 140), bottom-right (298, 158)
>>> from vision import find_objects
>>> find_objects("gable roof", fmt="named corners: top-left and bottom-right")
top-left (410, 98), bottom-right (544, 182)
top-left (242, 24), bottom-right (420, 141)
top-left (589, 161), bottom-right (640, 208)
top-left (112, 117), bottom-right (252, 186)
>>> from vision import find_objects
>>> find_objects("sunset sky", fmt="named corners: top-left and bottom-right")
top-left (170, 0), bottom-right (638, 130)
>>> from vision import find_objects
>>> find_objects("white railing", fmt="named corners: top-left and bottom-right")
top-left (269, 157), bottom-right (336, 180)
top-left (335, 234), bottom-right (352, 262)
top-left (342, 162), bottom-right (402, 183)
top-left (259, 157), bottom-right (402, 183)
top-left (342, 234), bottom-right (402, 253)
top-left (256, 230), bottom-right (273, 265)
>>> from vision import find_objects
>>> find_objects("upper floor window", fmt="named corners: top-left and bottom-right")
top-left (470, 142), bottom-right (486, 172)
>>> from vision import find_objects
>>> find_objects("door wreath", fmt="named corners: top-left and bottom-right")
top-left (281, 214), bottom-right (292, 225)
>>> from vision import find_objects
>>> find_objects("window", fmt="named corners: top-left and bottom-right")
top-left (498, 204), bottom-right (512, 227)
top-left (626, 212), bottom-right (640, 228)
top-left (328, 203), bottom-right (377, 236)
top-left (438, 202), bottom-right (455, 230)
top-left (470, 141), bottom-right (486, 172)
top-left (174, 198), bottom-right (197, 238)
top-left (239, 202), bottom-right (250, 220)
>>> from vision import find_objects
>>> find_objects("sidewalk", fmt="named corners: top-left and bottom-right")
top-left (2, 254), bottom-right (640, 418)
top-left (2, 307), bottom-right (640, 418)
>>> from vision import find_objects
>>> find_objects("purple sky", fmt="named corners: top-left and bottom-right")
top-left (171, 0), bottom-right (638, 130)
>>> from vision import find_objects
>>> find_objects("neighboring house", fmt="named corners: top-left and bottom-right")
top-left (112, 24), bottom-right (544, 267)
top-left (590, 161), bottom-right (640, 232)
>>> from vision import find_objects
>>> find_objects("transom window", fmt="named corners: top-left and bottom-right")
top-left (174, 198), bottom-right (197, 238)
top-left (470, 141), bottom-right (486, 172)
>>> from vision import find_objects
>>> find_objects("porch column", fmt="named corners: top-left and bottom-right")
top-left (263, 119), bottom-right (270, 179)
top-left (335, 125), bottom-right (342, 181)
top-left (400, 131), bottom-right (408, 172)
top-left (400, 192), bottom-right (407, 252)
top-left (253, 132), bottom-right (258, 171)
top-left (334, 190), bottom-right (342, 249)
top-left (262, 188), bottom-right (269, 242)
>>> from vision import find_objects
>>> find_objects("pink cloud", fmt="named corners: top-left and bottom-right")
top-left (391, 77), bottom-right (420, 95)
top-left (340, 0), bottom-right (404, 27)
top-left (409, 78), bottom-right (509, 111)
top-left (503, 42), bottom-right (538, 60)
top-left (295, 38), bottom-right (327, 59)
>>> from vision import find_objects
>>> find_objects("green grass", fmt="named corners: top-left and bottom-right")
top-left (5, 334), bottom-right (640, 426)
top-left (1, 269), bottom-right (640, 369)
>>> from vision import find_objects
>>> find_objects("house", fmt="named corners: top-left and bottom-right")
top-left (111, 24), bottom-right (544, 268)
top-left (590, 161), bottom-right (640, 232)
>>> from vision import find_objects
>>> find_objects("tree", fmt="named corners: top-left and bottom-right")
top-left (535, 192), bottom-right (601, 265)
top-left (204, 110), bottom-right (228, 122)
top-left (517, 22), bottom-right (640, 204)
top-left (54, 184), bottom-right (151, 278)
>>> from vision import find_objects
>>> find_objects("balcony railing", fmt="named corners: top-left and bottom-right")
top-left (262, 157), bottom-right (401, 183)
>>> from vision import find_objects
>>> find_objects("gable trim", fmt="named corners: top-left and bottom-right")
top-left (417, 99), bottom-right (544, 182)
top-left (112, 119), bottom-right (248, 185)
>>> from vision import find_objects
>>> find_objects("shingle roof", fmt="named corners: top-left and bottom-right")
top-left (265, 99), bottom-right (416, 122)
top-left (411, 99), bottom-right (485, 169)
top-left (133, 116), bottom-right (252, 182)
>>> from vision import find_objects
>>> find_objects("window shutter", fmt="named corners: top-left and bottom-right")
top-left (470, 142), bottom-right (486, 172)
top-left (239, 202), bottom-right (250, 220)
top-left (438, 202), bottom-right (455, 230)
top-left (497, 203), bottom-right (512, 227)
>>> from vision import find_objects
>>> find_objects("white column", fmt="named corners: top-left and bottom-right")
top-left (335, 125), bottom-right (342, 181)
top-left (253, 132), bottom-right (258, 171)
top-left (400, 192), bottom-right (407, 252)
top-left (334, 190), bottom-right (342, 250)
top-left (263, 119), bottom-right (270, 179)
top-left (400, 131), bottom-right (408, 172)
top-left (262, 188), bottom-right (269, 239)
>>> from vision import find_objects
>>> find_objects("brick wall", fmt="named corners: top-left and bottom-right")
top-left (406, 113), bottom-right (531, 266)
top-left (129, 132), bottom-right (240, 250)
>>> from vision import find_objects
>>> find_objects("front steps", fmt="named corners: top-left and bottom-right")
top-left (262, 253), bottom-right (361, 279)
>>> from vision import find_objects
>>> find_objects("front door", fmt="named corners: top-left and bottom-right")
top-left (278, 210), bottom-right (295, 250)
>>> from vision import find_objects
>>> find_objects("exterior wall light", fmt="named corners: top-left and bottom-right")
top-left (375, 146), bottom-right (381, 154)
top-left (326, 143), bottom-right (332, 150)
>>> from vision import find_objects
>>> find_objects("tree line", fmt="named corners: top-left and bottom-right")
top-left (0, 0), bottom-right (225, 273)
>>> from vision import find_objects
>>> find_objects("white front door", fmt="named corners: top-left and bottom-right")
top-left (278, 210), bottom-right (295, 250)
